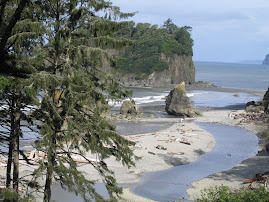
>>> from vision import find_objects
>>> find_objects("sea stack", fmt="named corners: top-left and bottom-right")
top-left (120, 100), bottom-right (143, 118)
top-left (165, 82), bottom-right (201, 117)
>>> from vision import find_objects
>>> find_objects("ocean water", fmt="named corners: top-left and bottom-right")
top-left (194, 61), bottom-right (269, 91)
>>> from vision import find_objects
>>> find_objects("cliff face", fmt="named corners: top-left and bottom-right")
top-left (263, 54), bottom-right (269, 65)
top-left (116, 53), bottom-right (195, 87)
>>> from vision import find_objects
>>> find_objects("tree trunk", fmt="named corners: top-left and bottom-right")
top-left (6, 92), bottom-right (15, 189)
top-left (43, 131), bottom-right (56, 202)
top-left (44, 1), bottom-right (60, 201)
top-left (13, 90), bottom-right (21, 195)
top-left (6, 90), bottom-right (21, 201)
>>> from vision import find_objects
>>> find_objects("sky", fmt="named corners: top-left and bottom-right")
top-left (112, 0), bottom-right (269, 63)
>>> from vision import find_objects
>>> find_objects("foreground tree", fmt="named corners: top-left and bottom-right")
top-left (26, 1), bottom-right (137, 201)
top-left (0, 0), bottom-right (34, 78)
top-left (0, 1), bottom-right (44, 200)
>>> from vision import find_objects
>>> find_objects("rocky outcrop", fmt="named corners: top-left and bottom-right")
top-left (246, 87), bottom-right (269, 113)
top-left (165, 82), bottom-right (201, 117)
top-left (263, 54), bottom-right (269, 65)
top-left (117, 54), bottom-right (195, 87)
top-left (263, 88), bottom-right (269, 113)
top-left (120, 100), bottom-right (143, 118)
top-left (187, 81), bottom-right (217, 88)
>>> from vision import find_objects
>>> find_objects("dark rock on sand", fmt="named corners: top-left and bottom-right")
top-left (165, 82), bottom-right (201, 117)
top-left (265, 143), bottom-right (269, 152)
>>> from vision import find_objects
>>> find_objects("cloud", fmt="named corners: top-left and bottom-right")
top-left (112, 0), bottom-right (269, 62)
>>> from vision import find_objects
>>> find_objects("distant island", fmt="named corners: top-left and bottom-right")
top-left (238, 60), bottom-right (263, 65)
top-left (263, 54), bottom-right (269, 65)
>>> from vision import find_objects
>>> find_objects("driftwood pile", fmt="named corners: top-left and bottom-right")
top-left (0, 149), bottom-right (100, 170)
top-left (229, 112), bottom-right (268, 124)
top-left (126, 128), bottom-right (201, 156)
top-left (243, 171), bottom-right (269, 190)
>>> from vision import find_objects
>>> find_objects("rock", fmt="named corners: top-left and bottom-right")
top-left (246, 87), bottom-right (269, 113)
top-left (165, 82), bottom-right (201, 117)
top-left (116, 54), bottom-right (195, 87)
top-left (263, 54), bottom-right (269, 65)
top-left (147, 114), bottom-right (155, 119)
top-left (155, 145), bottom-right (167, 150)
top-left (120, 100), bottom-right (143, 118)
top-left (263, 87), bottom-right (269, 101)
top-left (265, 143), bottom-right (269, 152)
top-left (188, 81), bottom-right (217, 88)
top-left (263, 88), bottom-right (269, 114)
top-left (233, 94), bottom-right (240, 97)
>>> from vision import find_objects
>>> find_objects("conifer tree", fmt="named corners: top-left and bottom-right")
top-left (0, 0), bottom-right (33, 78)
top-left (0, 1), bottom-right (44, 200)
top-left (27, 1), bottom-right (137, 201)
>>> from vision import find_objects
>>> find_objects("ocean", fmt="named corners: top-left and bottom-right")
top-left (195, 61), bottom-right (269, 91)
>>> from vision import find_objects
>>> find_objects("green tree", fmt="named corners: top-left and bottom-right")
top-left (25, 1), bottom-right (137, 201)
top-left (175, 27), bottom-right (193, 55)
top-left (115, 22), bottom-right (194, 76)
top-left (0, 0), bottom-right (34, 78)
top-left (0, 1), bottom-right (44, 201)
top-left (162, 18), bottom-right (174, 32)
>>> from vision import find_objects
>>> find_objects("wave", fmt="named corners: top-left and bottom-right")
top-left (109, 93), bottom-right (168, 107)
top-left (109, 92), bottom-right (207, 107)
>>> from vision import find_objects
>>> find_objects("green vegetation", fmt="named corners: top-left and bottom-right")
top-left (246, 105), bottom-right (264, 113)
top-left (175, 82), bottom-right (187, 93)
top-left (115, 19), bottom-right (194, 76)
top-left (196, 185), bottom-right (269, 202)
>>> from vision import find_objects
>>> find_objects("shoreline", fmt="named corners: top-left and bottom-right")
top-left (186, 109), bottom-right (268, 201)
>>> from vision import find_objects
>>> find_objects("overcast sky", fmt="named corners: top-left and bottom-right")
top-left (112, 0), bottom-right (269, 63)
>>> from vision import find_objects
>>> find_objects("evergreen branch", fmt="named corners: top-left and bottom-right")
top-left (0, 0), bottom-right (8, 29)
top-left (0, 0), bottom-right (30, 50)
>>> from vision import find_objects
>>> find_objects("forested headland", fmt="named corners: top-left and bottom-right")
top-left (115, 19), bottom-right (194, 78)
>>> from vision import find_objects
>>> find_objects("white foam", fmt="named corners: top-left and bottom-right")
top-left (109, 93), bottom-right (167, 107)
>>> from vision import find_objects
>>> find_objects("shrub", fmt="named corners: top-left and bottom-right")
top-left (246, 105), bottom-right (264, 113)
top-left (195, 185), bottom-right (269, 202)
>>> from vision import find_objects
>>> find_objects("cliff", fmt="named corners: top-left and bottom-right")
top-left (263, 54), bottom-right (269, 65)
top-left (115, 53), bottom-right (195, 87)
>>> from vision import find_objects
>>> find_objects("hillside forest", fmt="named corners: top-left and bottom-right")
top-left (115, 18), bottom-right (194, 78)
